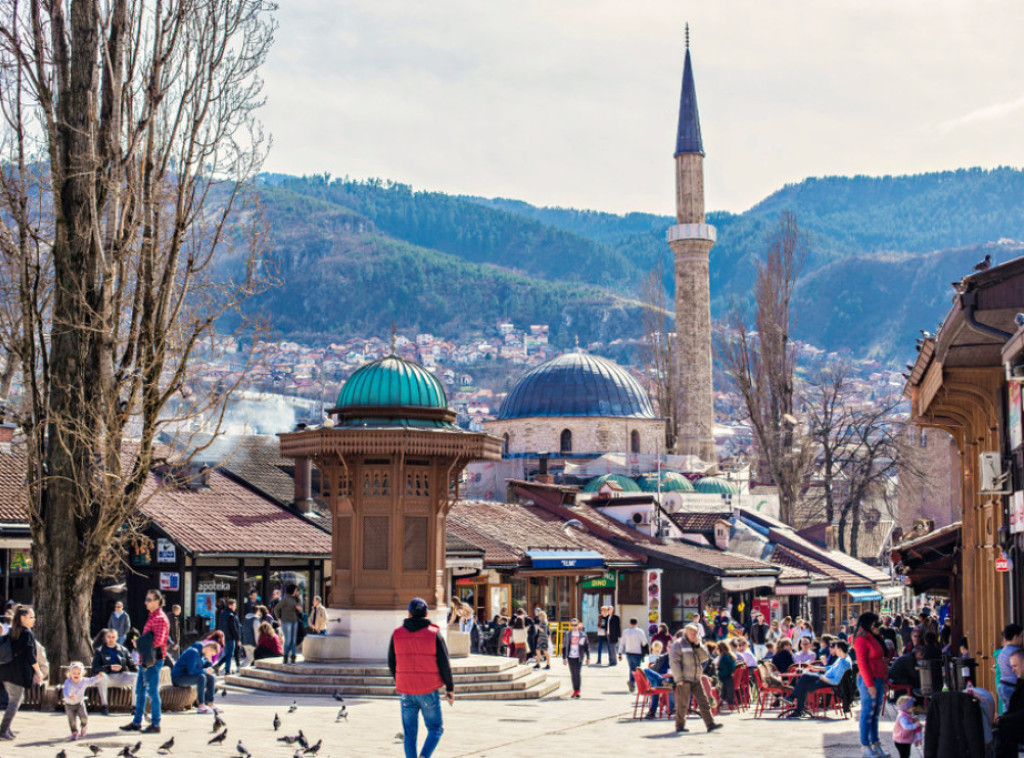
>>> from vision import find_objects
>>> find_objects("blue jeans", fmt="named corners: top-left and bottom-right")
top-left (790, 673), bottom-right (830, 713)
top-left (281, 621), bottom-right (299, 660)
top-left (172, 671), bottom-right (215, 705)
top-left (857, 676), bottom-right (884, 746)
top-left (220, 640), bottom-right (237, 675)
top-left (643, 669), bottom-right (675, 715)
top-left (400, 690), bottom-right (444, 758)
top-left (626, 653), bottom-right (643, 687)
top-left (595, 637), bottom-right (610, 664)
top-left (132, 660), bottom-right (163, 727)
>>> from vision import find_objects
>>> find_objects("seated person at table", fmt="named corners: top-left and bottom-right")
top-left (784, 640), bottom-right (852, 718)
top-left (772, 639), bottom-right (796, 674)
top-left (253, 622), bottom-right (283, 660)
top-left (643, 640), bottom-right (675, 718)
top-left (888, 646), bottom-right (923, 691)
top-left (793, 637), bottom-right (817, 665)
top-left (759, 661), bottom-right (793, 695)
top-left (91, 628), bottom-right (138, 715)
top-left (736, 638), bottom-right (757, 668)
top-left (716, 641), bottom-right (738, 706)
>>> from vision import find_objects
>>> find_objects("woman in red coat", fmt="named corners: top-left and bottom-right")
top-left (853, 612), bottom-right (890, 758)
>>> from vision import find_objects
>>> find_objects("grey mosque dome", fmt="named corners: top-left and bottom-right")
top-left (497, 352), bottom-right (656, 421)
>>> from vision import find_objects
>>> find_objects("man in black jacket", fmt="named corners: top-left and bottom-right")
top-left (216, 599), bottom-right (242, 676)
top-left (996, 649), bottom-right (1024, 758)
top-left (605, 606), bottom-right (622, 667)
top-left (888, 646), bottom-right (922, 690)
top-left (92, 628), bottom-right (138, 715)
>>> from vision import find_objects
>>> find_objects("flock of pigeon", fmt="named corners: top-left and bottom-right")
top-left (50, 690), bottom-right (349, 758)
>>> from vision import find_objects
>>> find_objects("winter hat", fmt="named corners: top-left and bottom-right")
top-left (408, 598), bottom-right (429, 618)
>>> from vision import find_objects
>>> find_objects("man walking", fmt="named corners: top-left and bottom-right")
top-left (605, 605), bottom-right (622, 667)
top-left (216, 599), bottom-right (242, 675)
top-left (619, 618), bottom-right (648, 693)
top-left (669, 623), bottom-right (722, 735)
top-left (388, 598), bottom-right (454, 758)
top-left (108, 601), bottom-right (131, 646)
top-left (748, 611), bottom-right (769, 660)
top-left (595, 607), bottom-right (610, 665)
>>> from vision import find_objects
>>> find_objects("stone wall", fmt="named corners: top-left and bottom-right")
top-left (483, 416), bottom-right (666, 457)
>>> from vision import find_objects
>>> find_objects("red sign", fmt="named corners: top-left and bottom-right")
top-left (996, 556), bottom-right (1010, 572)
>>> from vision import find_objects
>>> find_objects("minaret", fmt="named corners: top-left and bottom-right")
top-left (670, 25), bottom-right (716, 462)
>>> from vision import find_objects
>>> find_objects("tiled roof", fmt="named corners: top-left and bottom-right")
top-left (771, 545), bottom-right (868, 588)
top-left (638, 540), bottom-right (778, 576)
top-left (669, 512), bottom-right (730, 532)
top-left (141, 468), bottom-right (332, 556)
top-left (448, 500), bottom-right (644, 568)
top-left (0, 446), bottom-right (28, 523)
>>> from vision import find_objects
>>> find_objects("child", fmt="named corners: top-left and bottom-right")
top-left (893, 695), bottom-right (923, 758)
top-left (62, 662), bottom-right (105, 740)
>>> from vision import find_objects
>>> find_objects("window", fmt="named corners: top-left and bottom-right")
top-left (362, 516), bottom-right (389, 570)
top-left (560, 429), bottom-right (572, 454)
top-left (502, 433), bottom-right (510, 457)
top-left (630, 430), bottom-right (641, 454)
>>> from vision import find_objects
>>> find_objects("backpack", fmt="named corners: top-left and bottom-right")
top-left (0, 634), bottom-right (13, 666)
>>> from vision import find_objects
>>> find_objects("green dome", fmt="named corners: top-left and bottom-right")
top-left (582, 473), bottom-right (642, 494)
top-left (335, 356), bottom-right (449, 426)
top-left (635, 471), bottom-right (695, 493)
top-left (694, 476), bottom-right (738, 495)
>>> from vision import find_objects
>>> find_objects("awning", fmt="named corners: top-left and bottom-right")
top-left (877, 585), bottom-right (904, 600)
top-left (773, 584), bottom-right (808, 596)
top-left (446, 557), bottom-right (484, 570)
top-left (720, 576), bottom-right (776, 592)
top-left (847, 588), bottom-right (883, 602)
top-left (807, 586), bottom-right (831, 598)
top-left (526, 550), bottom-right (604, 570)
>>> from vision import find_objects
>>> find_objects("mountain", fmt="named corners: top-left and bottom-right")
top-left (249, 167), bottom-right (1024, 361)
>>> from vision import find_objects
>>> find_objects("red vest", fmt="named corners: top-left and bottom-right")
top-left (393, 623), bottom-right (444, 695)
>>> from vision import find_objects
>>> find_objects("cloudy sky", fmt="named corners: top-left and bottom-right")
top-left (262, 0), bottom-right (1024, 214)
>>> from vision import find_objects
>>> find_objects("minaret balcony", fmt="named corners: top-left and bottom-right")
top-left (667, 223), bottom-right (716, 243)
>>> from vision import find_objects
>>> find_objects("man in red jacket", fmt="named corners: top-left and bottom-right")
top-left (388, 598), bottom-right (455, 758)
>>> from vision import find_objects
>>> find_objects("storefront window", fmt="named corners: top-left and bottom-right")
top-left (509, 578), bottom-right (527, 612)
top-left (243, 570), bottom-right (264, 606)
top-left (270, 570), bottom-right (309, 612)
top-left (195, 571), bottom-right (240, 623)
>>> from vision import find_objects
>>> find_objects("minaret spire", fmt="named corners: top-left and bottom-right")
top-left (669, 30), bottom-right (717, 463)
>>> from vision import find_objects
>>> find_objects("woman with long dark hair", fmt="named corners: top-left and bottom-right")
top-left (120, 589), bottom-right (170, 734)
top-left (853, 612), bottom-right (890, 758)
top-left (0, 605), bottom-right (43, 740)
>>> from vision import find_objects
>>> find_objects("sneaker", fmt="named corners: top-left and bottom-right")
top-left (707, 723), bottom-right (723, 733)
top-left (120, 722), bottom-right (142, 732)
top-left (544, 665), bottom-right (551, 670)
top-left (142, 724), bottom-right (161, 734)
top-left (211, 705), bottom-right (223, 714)
top-left (644, 713), bottom-right (657, 720)
top-left (101, 705), bottom-right (109, 716)
top-left (70, 732), bottom-right (79, 741)
top-left (675, 726), bottom-right (689, 733)
top-left (195, 705), bottom-right (211, 715)
top-left (628, 682), bottom-right (636, 693)
top-left (871, 743), bottom-right (891, 758)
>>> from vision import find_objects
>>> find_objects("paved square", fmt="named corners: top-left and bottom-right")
top-left (0, 662), bottom-right (893, 757)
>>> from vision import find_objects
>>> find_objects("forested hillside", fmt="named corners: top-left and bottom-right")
top-left (251, 167), bottom-right (1024, 360)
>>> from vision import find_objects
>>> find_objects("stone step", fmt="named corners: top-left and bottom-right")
top-left (237, 664), bottom-right (533, 687)
top-left (224, 672), bottom-right (560, 700)
top-left (253, 657), bottom-right (518, 678)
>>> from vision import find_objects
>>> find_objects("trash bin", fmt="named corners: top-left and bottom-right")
top-left (917, 658), bottom-right (946, 696)
top-left (952, 656), bottom-right (978, 691)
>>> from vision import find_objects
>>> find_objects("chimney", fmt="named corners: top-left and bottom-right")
top-left (713, 521), bottom-right (730, 551)
top-left (825, 524), bottom-right (839, 550)
top-left (535, 456), bottom-right (553, 485)
top-left (0, 424), bottom-right (14, 450)
top-left (293, 456), bottom-right (314, 513)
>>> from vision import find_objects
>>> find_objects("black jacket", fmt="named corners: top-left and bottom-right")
top-left (924, 691), bottom-right (986, 758)
top-left (91, 642), bottom-right (137, 674)
top-left (748, 622), bottom-right (768, 645)
top-left (888, 652), bottom-right (920, 687)
top-left (0, 631), bottom-right (37, 689)
top-left (998, 680), bottom-right (1024, 732)
top-left (217, 609), bottom-right (242, 642)
top-left (606, 614), bottom-right (622, 644)
top-left (386, 618), bottom-right (455, 693)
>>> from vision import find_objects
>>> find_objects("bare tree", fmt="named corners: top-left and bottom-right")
top-left (718, 211), bottom-right (811, 525)
top-left (639, 259), bottom-right (676, 451)
top-left (0, 0), bottom-right (276, 664)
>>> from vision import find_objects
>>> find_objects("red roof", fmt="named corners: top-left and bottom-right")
top-left (141, 469), bottom-right (331, 556)
top-left (0, 447), bottom-right (28, 523)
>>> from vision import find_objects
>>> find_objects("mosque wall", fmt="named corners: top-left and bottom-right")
top-left (483, 417), bottom-right (667, 457)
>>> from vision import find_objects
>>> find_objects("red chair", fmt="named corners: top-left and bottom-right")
top-left (632, 669), bottom-right (673, 720)
top-left (732, 666), bottom-right (752, 710)
top-left (807, 686), bottom-right (843, 718)
top-left (885, 680), bottom-right (914, 717)
top-left (753, 665), bottom-right (791, 718)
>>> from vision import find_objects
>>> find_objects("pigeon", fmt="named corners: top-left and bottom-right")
top-left (304, 739), bottom-right (323, 755)
top-left (158, 735), bottom-right (175, 752)
top-left (89, 746), bottom-right (103, 756)
top-left (297, 730), bottom-right (309, 749)
top-left (288, 700), bottom-right (298, 713)
top-left (293, 752), bottom-right (303, 758)
top-left (213, 714), bottom-right (227, 731)
top-left (219, 687), bottom-right (228, 697)
top-left (132, 741), bottom-right (142, 755)
top-left (57, 751), bottom-right (68, 758)
top-left (277, 735), bottom-right (301, 745)
top-left (394, 732), bottom-right (404, 740)
top-left (336, 705), bottom-right (347, 722)
top-left (236, 739), bottom-right (249, 756)
top-left (209, 729), bottom-right (228, 745)
top-left (119, 748), bottom-right (133, 758)
top-left (332, 690), bottom-right (345, 702)
top-left (273, 713), bottom-right (281, 731)
top-left (974, 254), bottom-right (992, 272)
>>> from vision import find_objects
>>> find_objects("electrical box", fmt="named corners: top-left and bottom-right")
top-left (980, 452), bottom-right (1010, 494)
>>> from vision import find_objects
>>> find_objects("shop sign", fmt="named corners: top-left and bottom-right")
top-left (9, 550), bottom-right (31, 573)
top-left (581, 571), bottom-right (616, 589)
top-left (1011, 383), bottom-right (1023, 451)
top-left (996, 553), bottom-right (1011, 572)
top-left (1011, 492), bottom-right (1024, 535)
top-left (157, 539), bottom-right (176, 563)
top-left (647, 569), bottom-right (662, 627)
top-left (159, 572), bottom-right (180, 591)
top-left (197, 580), bottom-right (231, 592)
top-left (195, 592), bottom-right (217, 620)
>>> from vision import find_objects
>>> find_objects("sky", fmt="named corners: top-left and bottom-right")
top-left (261, 0), bottom-right (1024, 215)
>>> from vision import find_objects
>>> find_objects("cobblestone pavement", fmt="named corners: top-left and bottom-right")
top-left (0, 661), bottom-right (899, 757)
